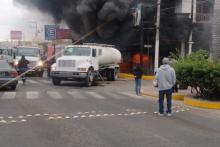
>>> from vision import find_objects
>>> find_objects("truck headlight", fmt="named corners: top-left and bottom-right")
top-left (14, 61), bottom-right (19, 66)
top-left (77, 68), bottom-right (87, 72)
top-left (37, 61), bottom-right (43, 67)
top-left (51, 65), bottom-right (56, 71)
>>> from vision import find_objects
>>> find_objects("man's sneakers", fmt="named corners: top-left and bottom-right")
top-left (158, 113), bottom-right (165, 117)
top-left (158, 112), bottom-right (172, 117)
top-left (167, 113), bottom-right (172, 117)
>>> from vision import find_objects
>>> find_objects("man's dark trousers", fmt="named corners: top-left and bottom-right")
top-left (159, 89), bottom-right (173, 114)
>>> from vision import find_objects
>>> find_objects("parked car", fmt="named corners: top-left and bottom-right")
top-left (0, 60), bottom-right (18, 90)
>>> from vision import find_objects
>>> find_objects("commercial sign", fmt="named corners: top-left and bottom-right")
top-left (45, 25), bottom-right (58, 40)
top-left (10, 31), bottom-right (22, 40)
top-left (56, 29), bottom-right (72, 39)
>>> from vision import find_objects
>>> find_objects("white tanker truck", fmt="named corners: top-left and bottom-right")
top-left (50, 43), bottom-right (122, 86)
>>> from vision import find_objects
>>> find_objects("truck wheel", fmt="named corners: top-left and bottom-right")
top-left (38, 71), bottom-right (44, 77)
top-left (111, 69), bottom-right (118, 81)
top-left (52, 78), bottom-right (61, 85)
top-left (85, 69), bottom-right (94, 87)
top-left (107, 69), bottom-right (118, 81)
top-left (11, 85), bottom-right (17, 91)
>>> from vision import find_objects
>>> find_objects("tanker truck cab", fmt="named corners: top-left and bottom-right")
top-left (13, 46), bottom-right (44, 77)
top-left (51, 44), bottom-right (121, 86)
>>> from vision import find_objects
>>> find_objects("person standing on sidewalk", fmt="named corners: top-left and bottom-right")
top-left (133, 64), bottom-right (143, 96)
top-left (155, 58), bottom-right (176, 116)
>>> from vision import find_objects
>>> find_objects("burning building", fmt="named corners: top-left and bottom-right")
top-left (13, 0), bottom-right (219, 73)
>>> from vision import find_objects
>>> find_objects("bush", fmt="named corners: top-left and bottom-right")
top-left (173, 50), bottom-right (220, 101)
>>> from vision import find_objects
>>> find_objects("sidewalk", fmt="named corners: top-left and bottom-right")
top-left (142, 84), bottom-right (192, 101)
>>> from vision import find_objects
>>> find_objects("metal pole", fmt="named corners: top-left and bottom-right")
top-left (140, 3), bottom-right (144, 67)
top-left (188, 0), bottom-right (194, 54)
top-left (154, 0), bottom-right (161, 73)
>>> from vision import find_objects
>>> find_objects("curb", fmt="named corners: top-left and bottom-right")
top-left (142, 92), bottom-right (185, 101)
top-left (184, 97), bottom-right (220, 110)
top-left (119, 73), bottom-right (154, 80)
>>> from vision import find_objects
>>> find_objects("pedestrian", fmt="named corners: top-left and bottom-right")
top-left (47, 56), bottom-right (55, 77)
top-left (18, 55), bottom-right (29, 85)
top-left (133, 64), bottom-right (143, 96)
top-left (155, 57), bottom-right (176, 116)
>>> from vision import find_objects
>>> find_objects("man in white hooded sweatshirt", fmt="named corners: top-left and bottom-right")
top-left (156, 57), bottom-right (176, 116)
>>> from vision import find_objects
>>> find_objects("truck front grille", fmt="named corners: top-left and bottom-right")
top-left (28, 61), bottom-right (37, 68)
top-left (58, 60), bottom-right (75, 67)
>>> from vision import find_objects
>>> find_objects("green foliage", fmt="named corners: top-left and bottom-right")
top-left (173, 50), bottom-right (220, 100)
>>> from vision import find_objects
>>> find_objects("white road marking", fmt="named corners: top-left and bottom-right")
top-left (0, 120), bottom-right (7, 123)
top-left (39, 79), bottom-right (51, 84)
top-left (1, 92), bottom-right (16, 99)
top-left (26, 92), bottom-right (39, 99)
top-left (67, 91), bottom-right (86, 99)
top-left (18, 116), bottom-right (24, 119)
top-left (120, 92), bottom-right (144, 99)
top-left (20, 119), bottom-right (27, 122)
top-left (105, 92), bottom-right (126, 99)
top-left (47, 91), bottom-right (63, 99)
top-left (87, 92), bottom-right (105, 99)
top-left (28, 79), bottom-right (40, 84)
top-left (48, 117), bottom-right (55, 120)
top-left (10, 120), bottom-right (17, 123)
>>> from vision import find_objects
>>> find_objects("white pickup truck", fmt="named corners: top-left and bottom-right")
top-left (13, 46), bottom-right (44, 77)
top-left (51, 43), bottom-right (122, 86)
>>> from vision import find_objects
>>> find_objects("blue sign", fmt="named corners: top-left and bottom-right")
top-left (45, 25), bottom-right (58, 40)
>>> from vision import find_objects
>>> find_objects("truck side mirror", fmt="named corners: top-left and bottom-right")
top-left (92, 49), bottom-right (96, 57)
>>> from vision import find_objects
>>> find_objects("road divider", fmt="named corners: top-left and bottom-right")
top-left (141, 92), bottom-right (185, 101)
top-left (119, 73), bottom-right (154, 80)
top-left (184, 97), bottom-right (220, 110)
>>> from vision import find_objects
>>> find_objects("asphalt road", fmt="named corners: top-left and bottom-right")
top-left (0, 77), bottom-right (220, 147)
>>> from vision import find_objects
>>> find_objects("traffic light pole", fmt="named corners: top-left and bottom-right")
top-left (154, 0), bottom-right (161, 73)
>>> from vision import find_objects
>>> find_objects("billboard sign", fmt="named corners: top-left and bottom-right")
top-left (56, 29), bottom-right (72, 39)
top-left (45, 25), bottom-right (58, 40)
top-left (10, 31), bottom-right (22, 40)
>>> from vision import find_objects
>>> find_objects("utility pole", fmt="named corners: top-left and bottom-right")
top-left (154, 0), bottom-right (161, 73)
top-left (188, 0), bottom-right (195, 54)
top-left (140, 3), bottom-right (144, 67)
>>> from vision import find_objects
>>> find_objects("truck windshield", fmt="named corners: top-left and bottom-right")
top-left (17, 48), bottom-right (39, 57)
top-left (64, 47), bottom-right (91, 56)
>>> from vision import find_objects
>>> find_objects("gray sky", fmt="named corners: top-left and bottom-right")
top-left (0, 0), bottom-right (54, 41)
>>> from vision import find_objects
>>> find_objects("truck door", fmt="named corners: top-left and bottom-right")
top-left (92, 48), bottom-right (98, 70)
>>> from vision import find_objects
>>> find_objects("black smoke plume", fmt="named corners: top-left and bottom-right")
top-left (14, 0), bottom-right (136, 47)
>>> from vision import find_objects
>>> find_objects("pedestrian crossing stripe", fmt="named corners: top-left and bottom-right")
top-left (26, 92), bottom-right (39, 99)
top-left (47, 91), bottom-right (63, 99)
top-left (67, 91), bottom-right (86, 99)
top-left (86, 92), bottom-right (105, 99)
top-left (0, 91), bottom-right (145, 100)
top-left (1, 92), bottom-right (16, 99)
top-left (38, 79), bottom-right (51, 84)
top-left (28, 79), bottom-right (40, 84)
top-left (119, 92), bottom-right (145, 99)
